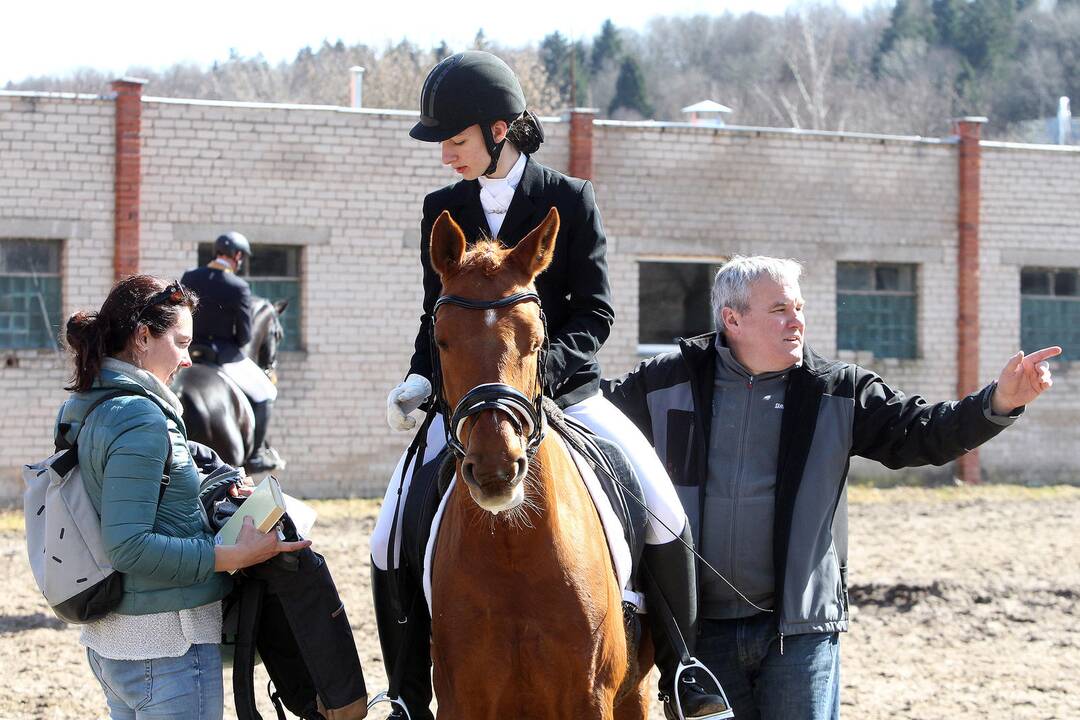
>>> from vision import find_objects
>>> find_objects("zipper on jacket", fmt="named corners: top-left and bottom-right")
top-left (728, 374), bottom-right (754, 598)
top-left (779, 631), bottom-right (785, 655)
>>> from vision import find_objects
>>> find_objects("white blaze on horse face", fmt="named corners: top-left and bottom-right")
top-left (485, 309), bottom-right (497, 328)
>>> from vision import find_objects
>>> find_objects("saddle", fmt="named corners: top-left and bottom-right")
top-left (398, 401), bottom-right (649, 602)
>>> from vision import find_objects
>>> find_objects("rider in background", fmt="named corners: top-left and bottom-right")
top-left (370, 50), bottom-right (729, 720)
top-left (181, 232), bottom-right (281, 473)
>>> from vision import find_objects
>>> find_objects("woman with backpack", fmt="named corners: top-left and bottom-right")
top-left (58, 274), bottom-right (309, 720)
top-left (369, 50), bottom-right (730, 720)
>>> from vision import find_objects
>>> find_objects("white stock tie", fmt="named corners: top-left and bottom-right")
top-left (479, 182), bottom-right (516, 238)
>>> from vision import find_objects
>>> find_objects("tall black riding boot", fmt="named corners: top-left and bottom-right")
top-left (247, 400), bottom-right (281, 472)
top-left (371, 562), bottom-right (435, 720)
top-left (643, 523), bottom-right (733, 720)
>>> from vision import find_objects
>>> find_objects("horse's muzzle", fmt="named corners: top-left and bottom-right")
top-left (459, 422), bottom-right (529, 513)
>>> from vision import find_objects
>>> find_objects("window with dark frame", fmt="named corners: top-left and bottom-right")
top-left (196, 244), bottom-right (302, 351)
top-left (0, 239), bottom-right (62, 350)
top-left (638, 261), bottom-right (722, 348)
top-left (836, 262), bottom-right (917, 360)
top-left (1020, 267), bottom-right (1079, 360)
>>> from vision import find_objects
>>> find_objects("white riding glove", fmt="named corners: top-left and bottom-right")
top-left (386, 373), bottom-right (433, 431)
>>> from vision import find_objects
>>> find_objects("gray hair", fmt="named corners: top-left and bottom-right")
top-left (711, 255), bottom-right (803, 327)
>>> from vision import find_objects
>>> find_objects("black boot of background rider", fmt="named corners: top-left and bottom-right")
top-left (371, 562), bottom-right (435, 720)
top-left (247, 399), bottom-right (279, 472)
top-left (644, 523), bottom-right (732, 720)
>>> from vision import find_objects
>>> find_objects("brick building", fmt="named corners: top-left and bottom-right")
top-left (1, 84), bottom-right (1076, 502)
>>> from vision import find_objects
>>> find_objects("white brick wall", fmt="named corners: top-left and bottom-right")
top-left (1, 94), bottom-right (1076, 500)
top-left (0, 94), bottom-right (115, 498)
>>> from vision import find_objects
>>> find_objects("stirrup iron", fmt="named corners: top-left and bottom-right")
top-left (673, 658), bottom-right (734, 720)
top-left (367, 690), bottom-right (412, 719)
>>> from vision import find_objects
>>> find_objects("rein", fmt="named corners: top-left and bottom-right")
top-left (431, 290), bottom-right (548, 460)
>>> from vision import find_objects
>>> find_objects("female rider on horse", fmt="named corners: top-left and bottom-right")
top-left (370, 51), bottom-right (729, 720)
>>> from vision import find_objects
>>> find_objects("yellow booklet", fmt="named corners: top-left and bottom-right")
top-left (214, 474), bottom-right (286, 547)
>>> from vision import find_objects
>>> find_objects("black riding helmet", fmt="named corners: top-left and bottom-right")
top-left (214, 231), bottom-right (253, 258)
top-left (411, 51), bottom-right (528, 175)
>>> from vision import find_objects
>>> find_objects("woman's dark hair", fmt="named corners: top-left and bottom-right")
top-left (64, 274), bottom-right (198, 392)
top-left (505, 111), bottom-right (544, 155)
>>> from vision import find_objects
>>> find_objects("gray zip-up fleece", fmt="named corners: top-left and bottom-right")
top-left (604, 332), bottom-right (1019, 638)
top-left (702, 342), bottom-right (790, 618)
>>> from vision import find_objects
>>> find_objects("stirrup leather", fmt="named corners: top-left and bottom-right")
top-left (367, 690), bottom-right (412, 719)
top-left (671, 658), bottom-right (734, 720)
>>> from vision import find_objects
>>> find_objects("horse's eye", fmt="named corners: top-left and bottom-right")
top-left (436, 339), bottom-right (449, 351)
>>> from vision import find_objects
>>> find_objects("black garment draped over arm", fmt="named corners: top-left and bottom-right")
top-left (406, 160), bottom-right (615, 407)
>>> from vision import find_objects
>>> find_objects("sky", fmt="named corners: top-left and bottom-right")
top-left (2, 0), bottom-right (885, 87)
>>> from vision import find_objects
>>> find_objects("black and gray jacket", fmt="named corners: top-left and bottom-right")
top-left (603, 332), bottom-right (1016, 638)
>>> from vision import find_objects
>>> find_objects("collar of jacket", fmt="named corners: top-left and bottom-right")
top-left (447, 155), bottom-right (547, 243)
top-left (678, 331), bottom-right (841, 379)
top-left (208, 259), bottom-right (236, 273)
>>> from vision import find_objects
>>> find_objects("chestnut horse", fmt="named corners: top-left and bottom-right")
top-left (426, 207), bottom-right (651, 720)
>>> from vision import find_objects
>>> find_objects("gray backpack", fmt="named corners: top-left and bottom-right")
top-left (23, 390), bottom-right (169, 624)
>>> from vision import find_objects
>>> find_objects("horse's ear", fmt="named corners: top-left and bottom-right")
top-left (274, 299), bottom-right (289, 315)
top-left (509, 207), bottom-right (559, 280)
top-left (429, 210), bottom-right (467, 279)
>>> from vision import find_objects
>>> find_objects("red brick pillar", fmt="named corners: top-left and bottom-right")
top-left (568, 108), bottom-right (597, 181)
top-left (112, 77), bottom-right (146, 280)
top-left (955, 116), bottom-right (987, 484)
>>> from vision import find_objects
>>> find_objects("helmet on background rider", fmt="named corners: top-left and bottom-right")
top-left (214, 231), bottom-right (253, 259)
top-left (410, 50), bottom-right (544, 175)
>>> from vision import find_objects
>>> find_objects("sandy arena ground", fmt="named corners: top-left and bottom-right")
top-left (2, 485), bottom-right (1077, 720)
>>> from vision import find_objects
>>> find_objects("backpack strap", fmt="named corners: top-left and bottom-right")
top-left (232, 578), bottom-right (267, 720)
top-left (55, 389), bottom-right (172, 504)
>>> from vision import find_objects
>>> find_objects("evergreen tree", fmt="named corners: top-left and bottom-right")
top-left (434, 41), bottom-right (451, 62)
top-left (608, 56), bottom-right (653, 118)
top-left (540, 32), bottom-right (589, 106)
top-left (591, 20), bottom-right (623, 75)
top-left (874, 0), bottom-right (936, 75)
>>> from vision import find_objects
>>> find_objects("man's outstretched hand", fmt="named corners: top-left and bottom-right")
top-left (991, 346), bottom-right (1061, 415)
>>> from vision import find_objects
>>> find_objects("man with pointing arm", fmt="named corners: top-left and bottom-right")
top-left (604, 255), bottom-right (1057, 720)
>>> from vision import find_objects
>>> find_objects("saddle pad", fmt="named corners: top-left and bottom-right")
top-left (215, 367), bottom-right (256, 431)
top-left (422, 433), bottom-right (639, 614)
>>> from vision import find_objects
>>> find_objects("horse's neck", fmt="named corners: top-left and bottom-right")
top-left (245, 303), bottom-right (268, 361)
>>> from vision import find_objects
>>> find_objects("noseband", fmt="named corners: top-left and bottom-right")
top-left (431, 291), bottom-right (548, 460)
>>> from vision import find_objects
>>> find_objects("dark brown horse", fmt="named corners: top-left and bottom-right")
top-left (172, 297), bottom-right (286, 469)
top-left (426, 208), bottom-right (651, 719)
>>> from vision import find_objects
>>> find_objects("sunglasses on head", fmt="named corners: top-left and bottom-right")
top-left (138, 282), bottom-right (191, 319)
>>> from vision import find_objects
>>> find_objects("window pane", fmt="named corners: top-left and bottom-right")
top-left (1020, 269), bottom-right (1051, 296)
top-left (1023, 297), bottom-right (1080, 360)
top-left (248, 280), bottom-right (300, 351)
top-left (1053, 270), bottom-right (1078, 297)
top-left (639, 262), bottom-right (718, 345)
top-left (836, 262), bottom-right (917, 359)
top-left (874, 265), bottom-right (900, 291)
top-left (837, 293), bottom-right (917, 359)
top-left (197, 243), bottom-right (214, 268)
top-left (837, 263), bottom-right (872, 291)
top-left (249, 246), bottom-right (297, 278)
top-left (0, 274), bottom-right (62, 349)
top-left (0, 239), bottom-right (60, 274)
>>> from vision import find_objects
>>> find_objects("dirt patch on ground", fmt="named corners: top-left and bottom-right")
top-left (3, 487), bottom-right (1077, 719)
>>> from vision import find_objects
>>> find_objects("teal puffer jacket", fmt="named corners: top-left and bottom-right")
top-left (55, 368), bottom-right (230, 615)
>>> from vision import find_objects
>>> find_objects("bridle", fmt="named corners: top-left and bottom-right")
top-left (430, 290), bottom-right (548, 460)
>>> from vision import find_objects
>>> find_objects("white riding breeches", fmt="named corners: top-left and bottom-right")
top-left (370, 391), bottom-right (687, 570)
top-left (221, 357), bottom-right (278, 403)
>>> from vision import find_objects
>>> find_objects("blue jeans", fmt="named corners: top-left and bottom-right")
top-left (87, 644), bottom-right (223, 720)
top-left (696, 613), bottom-right (840, 720)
